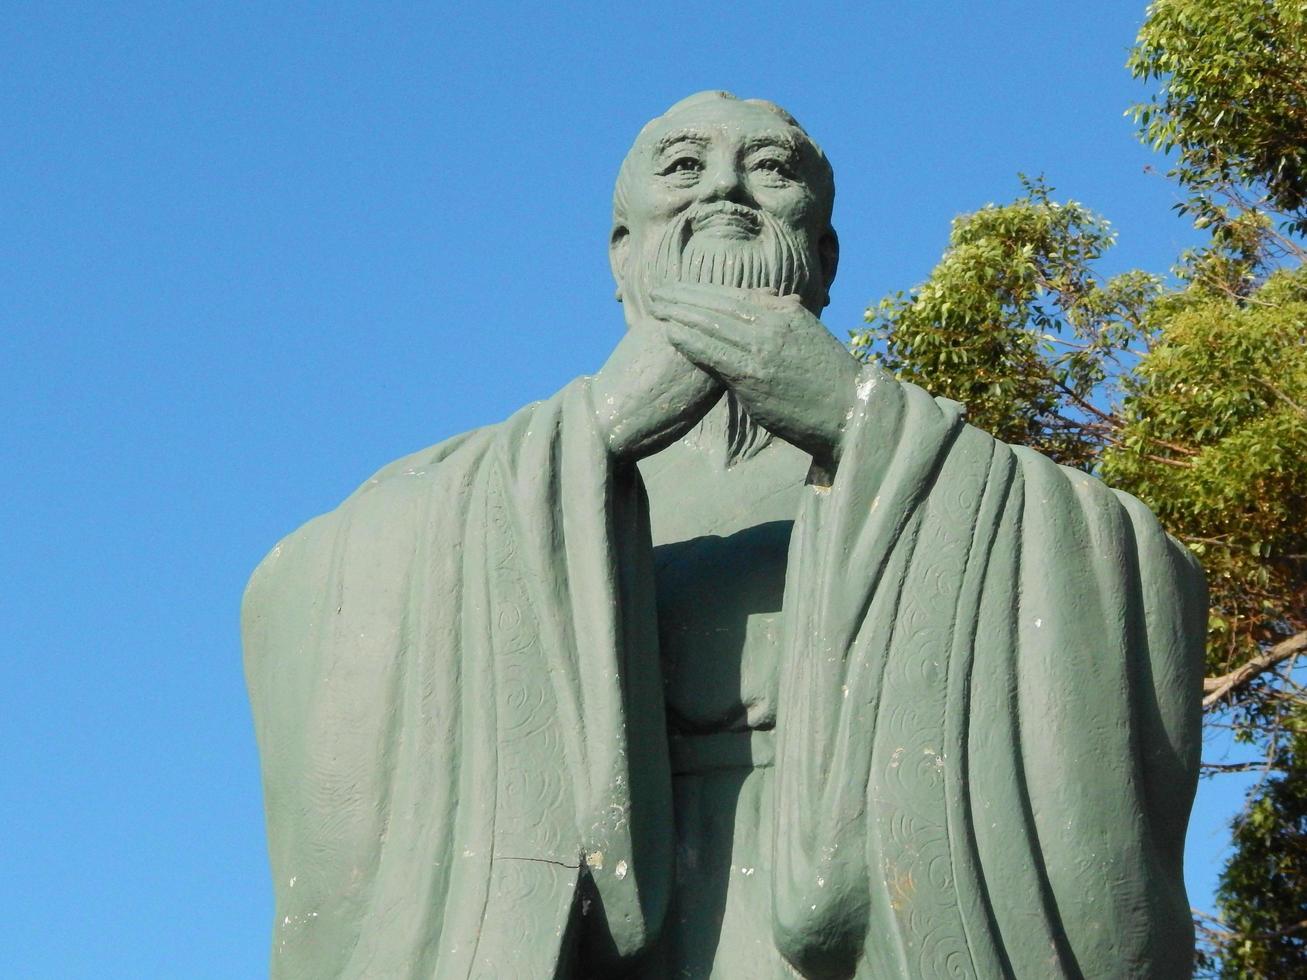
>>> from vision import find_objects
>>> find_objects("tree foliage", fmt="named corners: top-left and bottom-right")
top-left (1102, 269), bottom-right (1307, 680)
top-left (853, 177), bottom-right (1158, 470)
top-left (1128, 0), bottom-right (1307, 235)
top-left (1204, 731), bottom-right (1307, 978)
top-left (851, 3), bottom-right (1307, 973)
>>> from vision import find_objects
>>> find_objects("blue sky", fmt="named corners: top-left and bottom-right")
top-left (2, 3), bottom-right (1249, 975)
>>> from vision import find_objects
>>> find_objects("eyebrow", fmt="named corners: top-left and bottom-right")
top-left (741, 131), bottom-right (801, 154)
top-left (652, 128), bottom-right (711, 154)
top-left (651, 127), bottom-right (804, 156)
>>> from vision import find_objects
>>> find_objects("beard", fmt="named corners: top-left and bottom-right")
top-left (633, 203), bottom-right (819, 465)
top-left (646, 202), bottom-right (816, 299)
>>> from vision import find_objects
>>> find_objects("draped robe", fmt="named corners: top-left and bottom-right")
top-left (243, 365), bottom-right (1205, 978)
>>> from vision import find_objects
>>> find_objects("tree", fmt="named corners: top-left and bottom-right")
top-left (850, 3), bottom-right (1307, 973)
top-left (1203, 727), bottom-right (1307, 977)
top-left (853, 176), bottom-right (1160, 472)
top-left (1128, 0), bottom-right (1307, 237)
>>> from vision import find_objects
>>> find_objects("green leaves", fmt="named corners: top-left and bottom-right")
top-left (1102, 268), bottom-right (1307, 679)
top-left (1213, 727), bottom-right (1307, 978)
top-left (850, 176), bottom-right (1154, 470)
top-left (1128, 0), bottom-right (1307, 235)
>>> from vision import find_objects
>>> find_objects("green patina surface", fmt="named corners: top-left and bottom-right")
top-left (244, 93), bottom-right (1206, 978)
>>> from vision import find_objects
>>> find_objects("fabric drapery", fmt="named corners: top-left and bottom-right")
top-left (771, 369), bottom-right (1204, 978)
top-left (244, 380), bottom-right (672, 978)
top-left (244, 367), bottom-right (1204, 978)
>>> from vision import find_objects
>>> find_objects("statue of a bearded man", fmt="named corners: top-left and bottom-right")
top-left (244, 92), bottom-right (1206, 979)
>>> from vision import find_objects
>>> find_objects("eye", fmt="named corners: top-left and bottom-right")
top-left (751, 156), bottom-right (792, 179)
top-left (665, 156), bottom-right (702, 174)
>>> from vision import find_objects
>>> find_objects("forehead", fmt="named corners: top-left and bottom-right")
top-left (638, 100), bottom-right (806, 155)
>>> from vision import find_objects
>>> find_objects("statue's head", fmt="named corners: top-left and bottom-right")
top-left (611, 91), bottom-right (838, 320)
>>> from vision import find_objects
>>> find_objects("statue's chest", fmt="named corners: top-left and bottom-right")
top-left (640, 439), bottom-right (809, 734)
top-left (653, 519), bottom-right (791, 732)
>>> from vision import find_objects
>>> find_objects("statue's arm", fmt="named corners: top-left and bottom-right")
top-left (589, 319), bottom-right (723, 462)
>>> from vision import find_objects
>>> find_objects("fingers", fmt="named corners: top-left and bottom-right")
top-left (661, 318), bottom-right (751, 379)
top-left (650, 299), bottom-right (749, 345)
top-left (652, 281), bottom-right (796, 306)
top-left (649, 282), bottom-right (776, 354)
top-left (650, 282), bottom-right (775, 321)
top-left (650, 299), bottom-right (757, 360)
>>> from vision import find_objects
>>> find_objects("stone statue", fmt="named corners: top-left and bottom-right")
top-left (243, 92), bottom-right (1206, 978)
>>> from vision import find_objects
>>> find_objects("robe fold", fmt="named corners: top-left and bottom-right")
top-left (244, 366), bottom-right (1205, 978)
top-left (771, 369), bottom-right (1204, 979)
top-left (244, 380), bottom-right (674, 978)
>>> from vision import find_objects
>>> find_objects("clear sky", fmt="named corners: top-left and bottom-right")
top-left (2, 3), bottom-right (1247, 976)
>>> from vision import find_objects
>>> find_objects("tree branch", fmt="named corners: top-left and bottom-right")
top-left (1147, 436), bottom-right (1200, 457)
top-left (1200, 760), bottom-right (1287, 775)
top-left (1143, 452), bottom-right (1195, 469)
top-left (1051, 377), bottom-right (1122, 427)
top-left (1203, 630), bottom-right (1307, 709)
top-left (1257, 377), bottom-right (1307, 418)
top-left (1048, 377), bottom-right (1199, 459)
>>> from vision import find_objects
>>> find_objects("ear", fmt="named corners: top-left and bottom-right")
top-left (818, 228), bottom-right (839, 307)
top-left (609, 225), bottom-right (631, 302)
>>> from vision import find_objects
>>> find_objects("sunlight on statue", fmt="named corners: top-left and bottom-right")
top-left (244, 92), bottom-right (1206, 978)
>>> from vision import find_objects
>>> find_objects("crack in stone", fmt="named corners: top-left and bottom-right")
top-left (495, 854), bottom-right (581, 870)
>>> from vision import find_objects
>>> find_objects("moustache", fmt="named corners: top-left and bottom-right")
top-left (688, 201), bottom-right (764, 236)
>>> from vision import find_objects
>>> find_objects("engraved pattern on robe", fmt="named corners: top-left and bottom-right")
top-left (244, 366), bottom-right (1204, 978)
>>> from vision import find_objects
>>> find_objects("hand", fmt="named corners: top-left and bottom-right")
top-left (590, 313), bottom-right (723, 463)
top-left (649, 282), bottom-right (860, 468)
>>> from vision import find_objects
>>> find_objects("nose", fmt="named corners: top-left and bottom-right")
top-left (701, 157), bottom-right (749, 204)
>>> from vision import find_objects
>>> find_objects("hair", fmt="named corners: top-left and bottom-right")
top-left (612, 91), bottom-right (836, 241)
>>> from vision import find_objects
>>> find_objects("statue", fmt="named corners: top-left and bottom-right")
top-left (243, 92), bottom-right (1206, 978)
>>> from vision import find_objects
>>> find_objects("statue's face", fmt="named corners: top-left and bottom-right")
top-left (613, 98), bottom-right (835, 315)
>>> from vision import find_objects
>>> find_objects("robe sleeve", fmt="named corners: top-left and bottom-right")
top-left (242, 378), bottom-right (673, 979)
top-left (770, 365), bottom-right (1206, 979)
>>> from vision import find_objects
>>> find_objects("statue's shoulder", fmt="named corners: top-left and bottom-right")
top-left (244, 376), bottom-right (603, 629)
top-left (346, 425), bottom-right (493, 500)
top-left (244, 425), bottom-right (496, 609)
top-left (877, 380), bottom-right (1183, 563)
top-left (998, 439), bottom-right (1202, 584)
